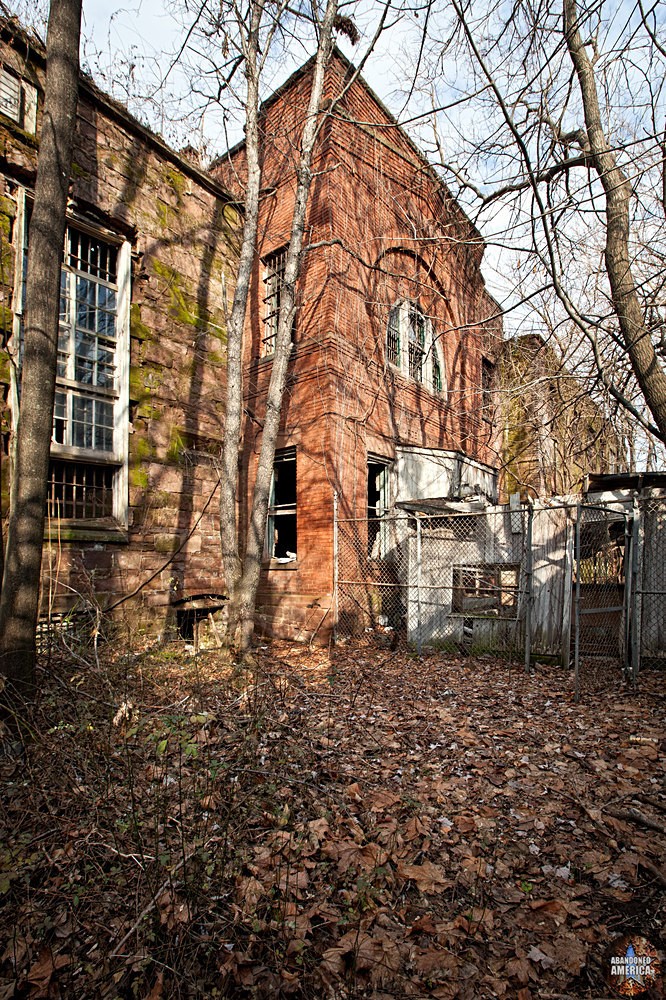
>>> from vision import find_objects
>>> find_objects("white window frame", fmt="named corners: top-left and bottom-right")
top-left (386, 301), bottom-right (446, 397)
top-left (13, 193), bottom-right (130, 527)
top-left (0, 65), bottom-right (37, 133)
top-left (367, 456), bottom-right (392, 559)
top-left (265, 447), bottom-right (297, 562)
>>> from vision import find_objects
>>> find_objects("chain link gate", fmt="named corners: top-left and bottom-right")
top-left (632, 495), bottom-right (666, 674)
top-left (572, 504), bottom-right (631, 699)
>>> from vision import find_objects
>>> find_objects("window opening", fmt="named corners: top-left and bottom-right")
top-left (57, 225), bottom-right (120, 455)
top-left (0, 66), bottom-right (37, 132)
top-left (262, 247), bottom-right (289, 356)
top-left (386, 301), bottom-right (444, 394)
top-left (47, 459), bottom-right (114, 520)
top-left (407, 306), bottom-right (426, 382)
top-left (452, 564), bottom-right (519, 616)
top-left (432, 345), bottom-right (443, 394)
top-left (367, 459), bottom-right (391, 558)
top-left (267, 448), bottom-right (297, 560)
top-left (386, 304), bottom-right (401, 366)
top-left (482, 357), bottom-right (495, 420)
top-left (16, 208), bottom-right (129, 525)
top-left (0, 67), bottom-right (21, 122)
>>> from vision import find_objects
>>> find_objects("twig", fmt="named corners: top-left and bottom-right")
top-left (606, 805), bottom-right (666, 836)
top-left (109, 852), bottom-right (191, 958)
top-left (635, 793), bottom-right (666, 814)
top-left (569, 794), bottom-right (666, 888)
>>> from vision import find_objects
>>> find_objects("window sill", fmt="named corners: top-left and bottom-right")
top-left (45, 520), bottom-right (128, 544)
top-left (262, 559), bottom-right (299, 571)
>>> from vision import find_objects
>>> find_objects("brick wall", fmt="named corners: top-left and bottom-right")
top-left (214, 51), bottom-right (501, 641)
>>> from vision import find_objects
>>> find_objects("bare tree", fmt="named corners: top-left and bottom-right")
top-left (0, 0), bottom-right (83, 693)
top-left (410, 0), bottom-right (666, 455)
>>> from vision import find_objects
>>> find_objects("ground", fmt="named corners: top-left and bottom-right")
top-left (0, 637), bottom-right (664, 999)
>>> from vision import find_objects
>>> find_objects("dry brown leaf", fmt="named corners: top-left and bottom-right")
top-left (396, 859), bottom-right (452, 893)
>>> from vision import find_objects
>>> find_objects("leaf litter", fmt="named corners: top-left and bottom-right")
top-left (0, 639), bottom-right (664, 998)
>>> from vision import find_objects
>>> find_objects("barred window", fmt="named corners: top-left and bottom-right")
top-left (385, 301), bottom-right (446, 396)
top-left (16, 205), bottom-right (130, 527)
top-left (386, 305), bottom-right (401, 366)
top-left (262, 247), bottom-right (288, 356)
top-left (47, 460), bottom-right (114, 521)
top-left (407, 307), bottom-right (426, 381)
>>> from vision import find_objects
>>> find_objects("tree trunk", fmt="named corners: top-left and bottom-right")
top-left (0, 0), bottom-right (83, 693)
top-left (564, 0), bottom-right (666, 442)
top-left (218, 0), bottom-right (264, 618)
top-left (231, 0), bottom-right (340, 652)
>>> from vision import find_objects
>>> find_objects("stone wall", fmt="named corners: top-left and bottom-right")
top-left (0, 20), bottom-right (237, 635)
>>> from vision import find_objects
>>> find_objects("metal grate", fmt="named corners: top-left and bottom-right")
top-left (47, 460), bottom-right (115, 520)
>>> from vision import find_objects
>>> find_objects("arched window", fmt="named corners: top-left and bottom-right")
top-left (385, 301), bottom-right (446, 397)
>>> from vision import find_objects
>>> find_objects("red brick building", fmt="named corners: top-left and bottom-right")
top-left (1, 23), bottom-right (500, 641)
top-left (213, 51), bottom-right (501, 639)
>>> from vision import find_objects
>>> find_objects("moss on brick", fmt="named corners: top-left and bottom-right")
top-left (162, 164), bottom-right (187, 203)
top-left (130, 302), bottom-right (154, 343)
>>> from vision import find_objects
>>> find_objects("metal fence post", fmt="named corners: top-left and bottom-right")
top-left (574, 503), bottom-right (581, 702)
top-left (332, 491), bottom-right (339, 644)
top-left (416, 515), bottom-right (422, 655)
top-left (524, 503), bottom-right (533, 674)
top-left (630, 497), bottom-right (641, 683)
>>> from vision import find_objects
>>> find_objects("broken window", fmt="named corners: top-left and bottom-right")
top-left (481, 357), bottom-right (495, 421)
top-left (452, 565), bottom-right (520, 617)
top-left (17, 205), bottom-right (130, 525)
top-left (385, 301), bottom-right (446, 396)
top-left (262, 246), bottom-right (292, 356)
top-left (367, 458), bottom-right (391, 558)
top-left (0, 66), bottom-right (37, 132)
top-left (266, 447), bottom-right (297, 561)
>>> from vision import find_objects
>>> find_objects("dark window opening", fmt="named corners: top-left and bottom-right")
top-left (408, 307), bottom-right (426, 382)
top-left (368, 459), bottom-right (390, 558)
top-left (386, 305), bottom-right (401, 366)
top-left (482, 357), bottom-right (495, 420)
top-left (267, 448), bottom-right (297, 560)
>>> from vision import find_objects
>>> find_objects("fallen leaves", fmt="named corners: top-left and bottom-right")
top-left (0, 640), bottom-right (664, 998)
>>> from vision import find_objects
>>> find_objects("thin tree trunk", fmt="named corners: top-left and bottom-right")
top-left (219, 0), bottom-right (264, 616)
top-left (233, 0), bottom-right (340, 652)
top-left (0, 0), bottom-right (83, 693)
top-left (564, 0), bottom-right (666, 442)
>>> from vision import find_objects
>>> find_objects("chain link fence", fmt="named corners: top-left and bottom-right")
top-left (633, 495), bottom-right (666, 670)
top-left (334, 496), bottom-right (666, 684)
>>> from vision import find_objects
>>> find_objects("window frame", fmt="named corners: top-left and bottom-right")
top-left (265, 447), bottom-right (298, 563)
top-left (261, 246), bottom-right (290, 357)
top-left (367, 456), bottom-right (392, 559)
top-left (13, 193), bottom-right (131, 529)
top-left (451, 564), bottom-right (520, 618)
top-left (385, 300), bottom-right (446, 397)
top-left (0, 65), bottom-right (37, 133)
